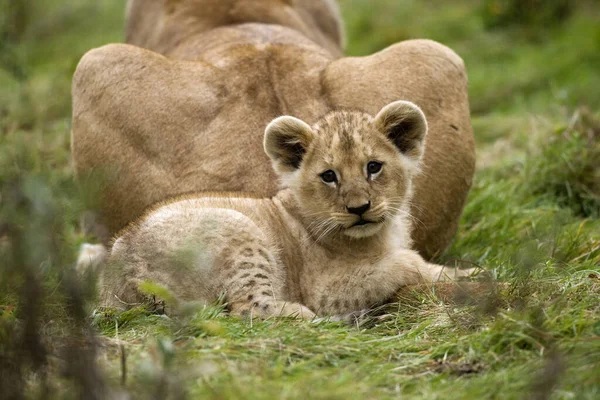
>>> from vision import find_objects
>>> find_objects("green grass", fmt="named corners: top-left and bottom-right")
top-left (1, 0), bottom-right (599, 398)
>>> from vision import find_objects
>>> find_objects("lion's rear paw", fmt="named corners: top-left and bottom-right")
top-left (76, 243), bottom-right (107, 274)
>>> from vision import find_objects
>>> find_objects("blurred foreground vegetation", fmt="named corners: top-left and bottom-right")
top-left (1, 0), bottom-right (599, 398)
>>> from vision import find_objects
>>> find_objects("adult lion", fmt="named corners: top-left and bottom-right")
top-left (71, 0), bottom-right (475, 258)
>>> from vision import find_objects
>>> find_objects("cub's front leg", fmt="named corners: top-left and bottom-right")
top-left (220, 238), bottom-right (316, 320)
top-left (206, 214), bottom-right (316, 320)
top-left (312, 249), bottom-right (474, 316)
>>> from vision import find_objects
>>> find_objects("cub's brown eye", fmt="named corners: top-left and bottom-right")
top-left (320, 170), bottom-right (337, 184)
top-left (367, 161), bottom-right (383, 175)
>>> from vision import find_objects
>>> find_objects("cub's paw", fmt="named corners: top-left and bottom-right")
top-left (312, 309), bottom-right (372, 326)
top-left (233, 300), bottom-right (316, 320)
top-left (265, 301), bottom-right (316, 320)
top-left (429, 264), bottom-right (478, 282)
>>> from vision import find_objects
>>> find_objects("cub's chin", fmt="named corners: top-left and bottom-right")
top-left (343, 221), bottom-right (384, 239)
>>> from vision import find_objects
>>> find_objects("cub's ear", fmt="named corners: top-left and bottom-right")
top-left (374, 100), bottom-right (428, 163)
top-left (264, 116), bottom-right (314, 175)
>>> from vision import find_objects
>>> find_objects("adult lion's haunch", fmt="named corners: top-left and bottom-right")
top-left (71, 0), bottom-right (475, 259)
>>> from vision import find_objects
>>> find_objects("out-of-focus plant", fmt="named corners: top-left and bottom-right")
top-left (525, 108), bottom-right (600, 218)
top-left (0, 0), bottom-right (29, 41)
top-left (0, 131), bottom-right (109, 397)
top-left (0, 0), bottom-right (29, 80)
top-left (481, 0), bottom-right (573, 30)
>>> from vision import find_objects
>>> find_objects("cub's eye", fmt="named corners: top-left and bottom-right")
top-left (367, 161), bottom-right (383, 175)
top-left (320, 170), bottom-right (337, 184)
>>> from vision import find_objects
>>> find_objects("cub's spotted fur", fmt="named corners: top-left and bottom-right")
top-left (99, 101), bottom-right (471, 318)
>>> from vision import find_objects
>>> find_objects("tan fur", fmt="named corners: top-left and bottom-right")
top-left (71, 0), bottom-right (475, 258)
top-left (125, 0), bottom-right (344, 57)
top-left (101, 102), bottom-right (472, 318)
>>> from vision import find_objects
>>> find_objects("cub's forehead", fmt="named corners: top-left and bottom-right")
top-left (312, 111), bottom-right (378, 159)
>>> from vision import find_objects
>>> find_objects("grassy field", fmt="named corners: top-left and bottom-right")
top-left (1, 0), bottom-right (599, 398)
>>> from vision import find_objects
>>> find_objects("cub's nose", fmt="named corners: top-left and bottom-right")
top-left (346, 202), bottom-right (371, 216)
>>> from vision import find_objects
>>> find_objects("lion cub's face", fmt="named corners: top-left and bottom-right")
top-left (264, 101), bottom-right (427, 240)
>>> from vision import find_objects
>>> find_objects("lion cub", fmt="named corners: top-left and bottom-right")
top-left (100, 101), bottom-right (469, 318)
